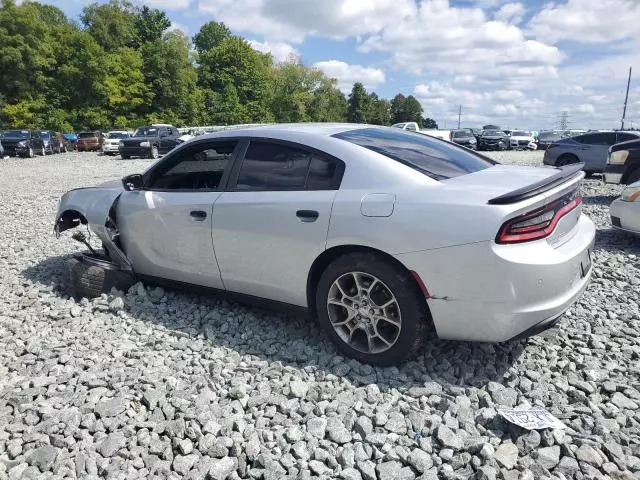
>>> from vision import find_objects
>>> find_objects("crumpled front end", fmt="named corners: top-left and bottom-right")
top-left (55, 182), bottom-right (132, 269)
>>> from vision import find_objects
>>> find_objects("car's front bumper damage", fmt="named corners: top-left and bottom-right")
top-left (55, 183), bottom-right (132, 270)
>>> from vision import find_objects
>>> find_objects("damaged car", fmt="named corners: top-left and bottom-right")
top-left (55, 124), bottom-right (595, 365)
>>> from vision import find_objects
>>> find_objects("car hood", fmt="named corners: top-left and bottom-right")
top-left (479, 135), bottom-right (505, 140)
top-left (510, 136), bottom-right (534, 141)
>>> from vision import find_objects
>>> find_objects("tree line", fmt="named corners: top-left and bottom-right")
top-left (0, 0), bottom-right (437, 131)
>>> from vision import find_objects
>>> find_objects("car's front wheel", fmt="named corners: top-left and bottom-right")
top-left (315, 252), bottom-right (429, 365)
top-left (149, 146), bottom-right (159, 159)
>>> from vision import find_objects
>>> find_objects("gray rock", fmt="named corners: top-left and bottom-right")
top-left (142, 389), bottom-right (164, 410)
top-left (173, 454), bottom-right (198, 475)
top-left (27, 445), bottom-right (58, 472)
top-left (357, 460), bottom-right (377, 480)
top-left (384, 412), bottom-right (407, 435)
top-left (407, 448), bottom-right (433, 473)
top-left (209, 457), bottom-right (237, 480)
top-left (576, 444), bottom-right (604, 466)
top-left (308, 460), bottom-right (332, 475)
top-left (354, 416), bottom-right (373, 437)
top-left (376, 461), bottom-right (403, 480)
top-left (535, 446), bottom-right (560, 470)
top-left (493, 443), bottom-right (518, 469)
top-left (326, 419), bottom-right (352, 444)
top-left (97, 432), bottom-right (126, 457)
top-left (436, 425), bottom-right (463, 450)
top-left (177, 438), bottom-right (194, 455)
top-left (475, 466), bottom-right (497, 480)
top-left (289, 379), bottom-right (309, 398)
top-left (611, 393), bottom-right (638, 410)
top-left (95, 397), bottom-right (126, 418)
top-left (556, 456), bottom-right (580, 475)
top-left (340, 467), bottom-right (363, 480)
top-left (306, 417), bottom-right (327, 439)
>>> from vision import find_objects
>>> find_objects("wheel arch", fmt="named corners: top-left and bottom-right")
top-left (306, 244), bottom-right (430, 317)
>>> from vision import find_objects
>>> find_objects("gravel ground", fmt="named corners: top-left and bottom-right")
top-left (1, 151), bottom-right (639, 480)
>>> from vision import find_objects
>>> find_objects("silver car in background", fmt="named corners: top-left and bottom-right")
top-left (55, 124), bottom-right (595, 365)
top-left (543, 131), bottom-right (640, 173)
top-left (610, 180), bottom-right (640, 235)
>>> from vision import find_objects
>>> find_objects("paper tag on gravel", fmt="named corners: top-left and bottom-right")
top-left (497, 407), bottom-right (566, 430)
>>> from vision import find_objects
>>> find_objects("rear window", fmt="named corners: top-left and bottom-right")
top-left (78, 132), bottom-right (97, 138)
top-left (452, 130), bottom-right (471, 138)
top-left (333, 127), bottom-right (495, 180)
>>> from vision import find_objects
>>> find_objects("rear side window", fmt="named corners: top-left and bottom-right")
top-left (236, 141), bottom-right (341, 190)
top-left (333, 127), bottom-right (495, 180)
top-left (578, 133), bottom-right (616, 146)
top-left (617, 132), bottom-right (639, 143)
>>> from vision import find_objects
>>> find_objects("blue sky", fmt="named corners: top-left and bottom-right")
top-left (49, 0), bottom-right (640, 129)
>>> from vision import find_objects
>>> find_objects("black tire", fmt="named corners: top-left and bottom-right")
top-left (27, 147), bottom-right (34, 158)
top-left (149, 146), bottom-right (159, 159)
top-left (41, 146), bottom-right (46, 156)
top-left (315, 252), bottom-right (430, 366)
top-left (556, 154), bottom-right (580, 167)
top-left (121, 154), bottom-right (130, 159)
top-left (68, 253), bottom-right (135, 300)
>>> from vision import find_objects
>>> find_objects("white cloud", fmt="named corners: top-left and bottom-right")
top-left (248, 40), bottom-right (299, 63)
top-left (312, 60), bottom-right (386, 93)
top-left (528, 0), bottom-right (640, 44)
top-left (168, 22), bottom-right (190, 35)
top-left (140, 0), bottom-right (192, 10)
top-left (494, 2), bottom-right (525, 24)
top-left (196, 0), bottom-right (416, 43)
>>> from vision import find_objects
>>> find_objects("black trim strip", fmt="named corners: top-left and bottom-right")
top-left (488, 163), bottom-right (584, 205)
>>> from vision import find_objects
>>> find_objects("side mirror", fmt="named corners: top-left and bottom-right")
top-left (122, 174), bottom-right (143, 191)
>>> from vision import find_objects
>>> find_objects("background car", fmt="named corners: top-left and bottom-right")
top-left (77, 131), bottom-right (103, 152)
top-left (118, 124), bottom-right (181, 159)
top-left (1, 129), bottom-right (46, 157)
top-left (610, 180), bottom-right (640, 235)
top-left (55, 124), bottom-right (594, 365)
top-left (543, 131), bottom-right (640, 173)
top-left (63, 133), bottom-right (78, 150)
top-left (509, 130), bottom-right (537, 150)
top-left (536, 131), bottom-right (565, 150)
top-left (450, 129), bottom-right (477, 149)
top-left (0, 138), bottom-right (3, 157)
top-left (102, 130), bottom-right (130, 155)
top-left (604, 138), bottom-right (640, 185)
top-left (36, 130), bottom-right (56, 154)
top-left (52, 132), bottom-right (70, 153)
top-left (477, 129), bottom-right (508, 151)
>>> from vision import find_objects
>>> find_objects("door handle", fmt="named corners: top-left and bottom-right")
top-left (190, 210), bottom-right (207, 221)
top-left (296, 210), bottom-right (319, 222)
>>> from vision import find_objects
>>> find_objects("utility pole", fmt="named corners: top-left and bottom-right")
top-left (559, 111), bottom-right (569, 131)
top-left (457, 104), bottom-right (462, 129)
top-left (621, 66), bottom-right (632, 130)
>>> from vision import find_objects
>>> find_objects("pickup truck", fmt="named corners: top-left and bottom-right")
top-left (391, 122), bottom-right (452, 141)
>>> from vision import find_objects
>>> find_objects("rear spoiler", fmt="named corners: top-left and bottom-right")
top-left (488, 163), bottom-right (585, 205)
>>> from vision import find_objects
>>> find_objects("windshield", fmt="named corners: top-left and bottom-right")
top-left (38, 131), bottom-right (51, 139)
top-left (511, 131), bottom-right (530, 136)
top-left (78, 132), bottom-right (98, 138)
top-left (452, 130), bottom-right (471, 138)
top-left (4, 130), bottom-right (30, 139)
top-left (333, 127), bottom-right (494, 181)
top-left (482, 130), bottom-right (503, 136)
top-left (134, 127), bottom-right (159, 137)
top-left (539, 132), bottom-right (562, 141)
top-left (107, 132), bottom-right (129, 139)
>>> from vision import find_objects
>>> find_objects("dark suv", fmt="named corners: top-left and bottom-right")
top-left (119, 124), bottom-right (181, 159)
top-left (604, 138), bottom-right (640, 185)
top-left (1, 129), bottom-right (46, 157)
top-left (477, 129), bottom-right (508, 151)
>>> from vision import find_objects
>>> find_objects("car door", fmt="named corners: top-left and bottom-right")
top-left (581, 132), bottom-right (616, 171)
top-left (211, 140), bottom-right (344, 307)
top-left (116, 139), bottom-right (239, 288)
top-left (30, 131), bottom-right (42, 152)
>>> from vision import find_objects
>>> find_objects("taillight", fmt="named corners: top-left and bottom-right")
top-left (496, 192), bottom-right (582, 244)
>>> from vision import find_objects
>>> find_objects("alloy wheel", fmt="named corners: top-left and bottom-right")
top-left (327, 271), bottom-right (402, 354)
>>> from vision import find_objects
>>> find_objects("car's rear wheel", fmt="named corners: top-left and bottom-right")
top-left (556, 153), bottom-right (580, 166)
top-left (149, 146), bottom-right (159, 159)
top-left (68, 253), bottom-right (135, 300)
top-left (121, 154), bottom-right (130, 159)
top-left (315, 252), bottom-right (429, 365)
top-left (27, 147), bottom-right (34, 158)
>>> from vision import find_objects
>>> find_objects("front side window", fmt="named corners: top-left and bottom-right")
top-left (236, 141), bottom-right (340, 190)
top-left (617, 132), bottom-right (639, 143)
top-left (148, 141), bottom-right (237, 190)
top-left (334, 128), bottom-right (494, 180)
top-left (584, 133), bottom-right (616, 146)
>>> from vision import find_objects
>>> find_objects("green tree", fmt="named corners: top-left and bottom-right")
top-left (402, 95), bottom-right (424, 123)
top-left (193, 21), bottom-right (231, 55)
top-left (81, 0), bottom-right (137, 52)
top-left (308, 79), bottom-right (347, 122)
top-left (134, 6), bottom-right (170, 45)
top-left (347, 82), bottom-right (370, 123)
top-left (368, 93), bottom-right (391, 125)
top-left (390, 93), bottom-right (406, 124)
top-left (422, 117), bottom-right (438, 129)
top-left (197, 35), bottom-right (273, 123)
top-left (103, 47), bottom-right (149, 125)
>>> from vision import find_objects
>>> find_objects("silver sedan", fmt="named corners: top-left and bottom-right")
top-left (55, 124), bottom-right (595, 365)
top-left (610, 181), bottom-right (640, 235)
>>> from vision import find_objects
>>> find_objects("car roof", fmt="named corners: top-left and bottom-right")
top-left (198, 123), bottom-right (374, 140)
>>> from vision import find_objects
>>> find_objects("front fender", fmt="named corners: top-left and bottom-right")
top-left (55, 183), bottom-right (132, 269)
